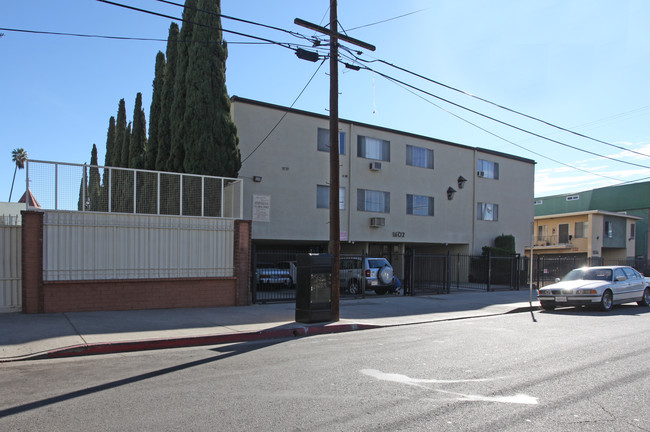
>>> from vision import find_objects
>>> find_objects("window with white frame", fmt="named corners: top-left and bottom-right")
top-left (477, 202), bottom-right (498, 221)
top-left (407, 194), bottom-right (434, 216)
top-left (630, 223), bottom-right (636, 240)
top-left (477, 159), bottom-right (499, 179)
top-left (317, 185), bottom-right (345, 210)
top-left (605, 221), bottom-right (613, 238)
top-left (406, 145), bottom-right (434, 169)
top-left (357, 189), bottom-right (390, 213)
top-left (317, 128), bottom-right (346, 154)
top-left (357, 136), bottom-right (390, 161)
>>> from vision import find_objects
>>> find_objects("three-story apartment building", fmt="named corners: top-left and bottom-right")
top-left (231, 97), bottom-right (535, 257)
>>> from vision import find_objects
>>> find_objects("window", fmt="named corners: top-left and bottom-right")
top-left (357, 136), bottom-right (390, 161)
top-left (630, 223), bottom-right (636, 240)
top-left (605, 221), bottom-right (613, 238)
top-left (566, 195), bottom-right (580, 201)
top-left (357, 189), bottom-right (390, 213)
top-left (477, 159), bottom-right (499, 179)
top-left (317, 185), bottom-right (345, 210)
top-left (407, 194), bottom-right (434, 216)
top-left (534, 200), bottom-right (543, 205)
top-left (477, 202), bottom-right (498, 221)
top-left (406, 145), bottom-right (434, 169)
top-left (574, 221), bottom-right (588, 238)
top-left (537, 225), bottom-right (546, 241)
top-left (317, 128), bottom-right (345, 154)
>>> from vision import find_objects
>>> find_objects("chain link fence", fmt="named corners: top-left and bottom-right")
top-left (25, 160), bottom-right (243, 218)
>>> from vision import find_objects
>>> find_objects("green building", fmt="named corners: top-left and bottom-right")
top-left (535, 182), bottom-right (650, 264)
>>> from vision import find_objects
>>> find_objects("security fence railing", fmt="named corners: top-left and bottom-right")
top-left (25, 160), bottom-right (243, 219)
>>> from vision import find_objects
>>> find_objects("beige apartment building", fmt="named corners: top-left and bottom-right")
top-left (231, 97), bottom-right (535, 256)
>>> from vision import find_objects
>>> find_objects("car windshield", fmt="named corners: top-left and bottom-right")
top-left (562, 268), bottom-right (612, 282)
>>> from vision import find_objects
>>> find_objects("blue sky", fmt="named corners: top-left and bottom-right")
top-left (2, 0), bottom-right (649, 203)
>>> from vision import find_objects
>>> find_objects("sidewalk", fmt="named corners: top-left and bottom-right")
top-left (0, 289), bottom-right (538, 362)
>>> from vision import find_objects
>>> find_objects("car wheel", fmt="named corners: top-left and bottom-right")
top-left (637, 287), bottom-right (650, 307)
top-left (378, 266), bottom-right (394, 285)
top-left (600, 290), bottom-right (613, 312)
top-left (348, 279), bottom-right (361, 295)
top-left (374, 287), bottom-right (387, 295)
top-left (540, 302), bottom-right (555, 311)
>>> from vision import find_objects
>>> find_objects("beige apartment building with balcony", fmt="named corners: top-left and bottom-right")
top-left (527, 210), bottom-right (639, 262)
top-left (231, 97), bottom-right (535, 257)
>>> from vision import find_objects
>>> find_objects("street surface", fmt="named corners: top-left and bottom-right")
top-left (1, 305), bottom-right (649, 431)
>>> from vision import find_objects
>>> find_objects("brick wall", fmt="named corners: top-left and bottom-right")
top-left (22, 211), bottom-right (251, 313)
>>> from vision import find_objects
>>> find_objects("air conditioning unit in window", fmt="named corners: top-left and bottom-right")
top-left (477, 171), bottom-right (485, 177)
top-left (369, 217), bottom-right (385, 227)
top-left (369, 162), bottom-right (382, 171)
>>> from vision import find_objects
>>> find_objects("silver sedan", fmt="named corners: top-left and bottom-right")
top-left (537, 265), bottom-right (650, 311)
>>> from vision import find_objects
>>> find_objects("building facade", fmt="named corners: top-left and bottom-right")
top-left (232, 97), bottom-right (535, 257)
top-left (535, 182), bottom-right (650, 263)
top-left (527, 210), bottom-right (639, 263)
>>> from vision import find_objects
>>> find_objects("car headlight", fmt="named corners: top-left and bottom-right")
top-left (539, 289), bottom-right (549, 295)
top-left (576, 289), bottom-right (597, 295)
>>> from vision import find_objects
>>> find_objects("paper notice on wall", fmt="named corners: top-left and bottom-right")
top-left (252, 194), bottom-right (271, 222)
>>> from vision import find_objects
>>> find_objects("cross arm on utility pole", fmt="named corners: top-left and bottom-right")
top-left (294, 18), bottom-right (376, 52)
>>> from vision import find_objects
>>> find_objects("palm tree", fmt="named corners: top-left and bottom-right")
top-left (9, 148), bottom-right (27, 202)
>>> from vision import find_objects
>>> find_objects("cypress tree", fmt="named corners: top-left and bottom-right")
top-left (77, 164), bottom-right (87, 211)
top-left (130, 92), bottom-right (147, 169)
top-left (182, 0), bottom-right (241, 178)
top-left (120, 121), bottom-right (131, 168)
top-left (168, 0), bottom-right (198, 174)
top-left (146, 51), bottom-right (165, 170)
top-left (114, 99), bottom-right (128, 167)
top-left (88, 144), bottom-right (101, 211)
top-left (104, 116), bottom-right (116, 167)
top-left (156, 23), bottom-right (179, 172)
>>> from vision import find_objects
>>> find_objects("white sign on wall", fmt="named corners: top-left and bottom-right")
top-left (252, 194), bottom-right (271, 222)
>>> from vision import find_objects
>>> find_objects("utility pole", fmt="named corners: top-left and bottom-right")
top-left (328, 0), bottom-right (341, 321)
top-left (296, 1), bottom-right (375, 322)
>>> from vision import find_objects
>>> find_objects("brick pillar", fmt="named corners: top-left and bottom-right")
top-left (234, 220), bottom-right (251, 306)
top-left (22, 211), bottom-right (44, 313)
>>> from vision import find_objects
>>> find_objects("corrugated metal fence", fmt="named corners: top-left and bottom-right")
top-left (43, 211), bottom-right (235, 281)
top-left (0, 218), bottom-right (21, 312)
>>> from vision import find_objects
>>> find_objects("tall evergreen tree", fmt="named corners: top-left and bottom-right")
top-left (146, 51), bottom-right (165, 170)
top-left (120, 121), bottom-right (132, 168)
top-left (182, 0), bottom-right (241, 178)
top-left (156, 23), bottom-right (179, 172)
top-left (88, 144), bottom-right (101, 211)
top-left (114, 99), bottom-right (127, 167)
top-left (168, 0), bottom-right (198, 173)
top-left (104, 116), bottom-right (116, 167)
top-left (130, 92), bottom-right (147, 169)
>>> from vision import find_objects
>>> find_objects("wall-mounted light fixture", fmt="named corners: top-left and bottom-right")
top-left (253, 176), bottom-right (262, 183)
top-left (457, 176), bottom-right (467, 189)
top-left (447, 187), bottom-right (456, 200)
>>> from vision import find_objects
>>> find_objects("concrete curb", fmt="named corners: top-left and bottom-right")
top-left (6, 323), bottom-right (380, 362)
top-left (2, 304), bottom-right (538, 362)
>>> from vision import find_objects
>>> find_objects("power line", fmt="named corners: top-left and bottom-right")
top-left (0, 26), bottom-right (275, 44)
top-left (366, 57), bottom-right (650, 159)
top-left (345, 9), bottom-right (428, 31)
top-left (241, 59), bottom-right (327, 163)
top-left (357, 62), bottom-right (650, 170)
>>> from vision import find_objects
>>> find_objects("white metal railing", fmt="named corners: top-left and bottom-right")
top-left (25, 160), bottom-right (243, 219)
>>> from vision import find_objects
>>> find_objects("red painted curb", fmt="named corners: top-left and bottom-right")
top-left (43, 323), bottom-right (379, 359)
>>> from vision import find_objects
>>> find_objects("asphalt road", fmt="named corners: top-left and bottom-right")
top-left (1, 304), bottom-right (649, 431)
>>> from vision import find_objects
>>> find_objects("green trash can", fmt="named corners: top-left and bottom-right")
top-left (295, 253), bottom-right (333, 323)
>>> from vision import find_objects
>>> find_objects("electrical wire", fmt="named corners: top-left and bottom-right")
top-left (365, 57), bottom-right (650, 159)
top-left (0, 26), bottom-right (276, 44)
top-left (241, 59), bottom-right (327, 163)
top-left (96, 0), bottom-right (305, 51)
top-left (356, 62), bottom-right (650, 170)
top-left (345, 9), bottom-right (428, 31)
top-left (153, 0), bottom-right (315, 43)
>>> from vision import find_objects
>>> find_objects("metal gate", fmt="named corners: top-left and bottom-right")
top-left (0, 219), bottom-right (22, 312)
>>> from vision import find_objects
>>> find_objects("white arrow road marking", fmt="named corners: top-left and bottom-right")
top-left (361, 369), bottom-right (538, 405)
